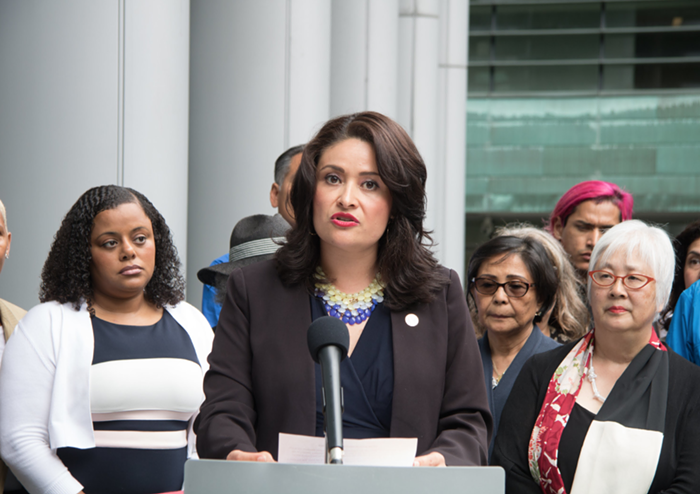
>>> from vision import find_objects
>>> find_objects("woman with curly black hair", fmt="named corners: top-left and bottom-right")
top-left (0, 185), bottom-right (213, 494)
top-left (195, 111), bottom-right (491, 467)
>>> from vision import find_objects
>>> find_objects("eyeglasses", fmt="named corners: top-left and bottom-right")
top-left (471, 277), bottom-right (534, 298)
top-left (589, 270), bottom-right (655, 290)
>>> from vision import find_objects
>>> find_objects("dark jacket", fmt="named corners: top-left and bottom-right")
top-left (479, 327), bottom-right (560, 459)
top-left (195, 259), bottom-right (492, 466)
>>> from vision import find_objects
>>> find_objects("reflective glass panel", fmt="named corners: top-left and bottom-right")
top-left (469, 36), bottom-right (491, 62)
top-left (632, 32), bottom-right (700, 58)
top-left (470, 6), bottom-right (491, 32)
top-left (603, 65), bottom-right (635, 90)
top-left (495, 35), bottom-right (598, 61)
top-left (605, 63), bottom-right (700, 90)
top-left (634, 62), bottom-right (700, 89)
top-left (497, 3), bottom-right (600, 30)
top-left (468, 67), bottom-right (491, 93)
top-left (607, 1), bottom-right (700, 28)
top-left (494, 65), bottom-right (598, 92)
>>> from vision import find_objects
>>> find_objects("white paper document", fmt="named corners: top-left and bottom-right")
top-left (278, 433), bottom-right (418, 467)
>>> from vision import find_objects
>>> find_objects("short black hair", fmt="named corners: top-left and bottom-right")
top-left (40, 185), bottom-right (185, 310)
top-left (467, 235), bottom-right (558, 324)
top-left (274, 144), bottom-right (305, 186)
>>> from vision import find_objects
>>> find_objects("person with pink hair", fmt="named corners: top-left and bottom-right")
top-left (546, 180), bottom-right (633, 279)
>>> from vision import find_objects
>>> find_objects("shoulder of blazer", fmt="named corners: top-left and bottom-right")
top-left (0, 298), bottom-right (27, 340)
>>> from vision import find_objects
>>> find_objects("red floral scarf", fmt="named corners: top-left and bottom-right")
top-left (528, 330), bottom-right (665, 494)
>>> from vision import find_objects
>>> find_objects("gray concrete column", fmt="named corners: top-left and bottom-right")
top-left (435, 0), bottom-right (468, 279)
top-left (121, 0), bottom-right (191, 273)
top-left (187, 0), bottom-right (331, 307)
top-left (330, 0), bottom-right (399, 119)
top-left (0, 0), bottom-right (190, 309)
top-left (397, 0), bottom-right (443, 262)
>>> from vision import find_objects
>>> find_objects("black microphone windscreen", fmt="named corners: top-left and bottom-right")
top-left (307, 316), bottom-right (350, 364)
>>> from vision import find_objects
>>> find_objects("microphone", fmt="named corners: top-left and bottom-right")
top-left (307, 316), bottom-right (350, 465)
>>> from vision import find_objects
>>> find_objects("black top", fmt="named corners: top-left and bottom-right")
top-left (558, 403), bottom-right (595, 493)
top-left (311, 296), bottom-right (394, 438)
top-left (478, 327), bottom-right (559, 459)
top-left (491, 341), bottom-right (700, 494)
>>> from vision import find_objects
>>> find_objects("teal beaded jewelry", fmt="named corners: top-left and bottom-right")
top-left (313, 267), bottom-right (385, 325)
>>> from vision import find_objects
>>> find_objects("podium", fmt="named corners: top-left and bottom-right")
top-left (183, 459), bottom-right (504, 494)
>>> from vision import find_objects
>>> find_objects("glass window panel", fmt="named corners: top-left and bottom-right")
top-left (605, 34), bottom-right (636, 59)
top-left (494, 65), bottom-right (598, 92)
top-left (470, 6), bottom-right (491, 32)
top-left (497, 3), bottom-right (600, 31)
top-left (468, 67), bottom-right (491, 93)
top-left (469, 36), bottom-right (491, 62)
top-left (607, 1), bottom-right (700, 28)
top-left (633, 63), bottom-right (700, 89)
top-left (495, 35), bottom-right (598, 61)
top-left (603, 65), bottom-right (635, 90)
top-left (633, 32), bottom-right (700, 58)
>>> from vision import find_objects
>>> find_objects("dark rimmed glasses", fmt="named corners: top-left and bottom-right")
top-left (471, 277), bottom-right (534, 298)
top-left (589, 270), bottom-right (655, 290)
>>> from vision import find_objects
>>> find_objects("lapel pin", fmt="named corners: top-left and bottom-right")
top-left (405, 313), bottom-right (419, 327)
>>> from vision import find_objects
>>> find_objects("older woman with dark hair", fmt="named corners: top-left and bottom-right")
top-left (467, 235), bottom-right (560, 458)
top-left (195, 111), bottom-right (492, 466)
top-left (492, 220), bottom-right (700, 494)
top-left (494, 224), bottom-right (589, 343)
top-left (0, 186), bottom-right (213, 494)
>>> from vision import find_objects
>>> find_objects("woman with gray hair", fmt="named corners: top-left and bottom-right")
top-left (492, 220), bottom-right (700, 494)
top-left (494, 224), bottom-right (589, 342)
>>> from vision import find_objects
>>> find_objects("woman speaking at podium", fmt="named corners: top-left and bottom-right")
top-left (195, 111), bottom-right (492, 466)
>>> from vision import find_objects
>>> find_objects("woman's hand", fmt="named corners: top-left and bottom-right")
top-left (226, 449), bottom-right (275, 462)
top-left (413, 452), bottom-right (446, 467)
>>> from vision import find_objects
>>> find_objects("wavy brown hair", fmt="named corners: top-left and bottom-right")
top-left (276, 111), bottom-right (448, 311)
top-left (40, 185), bottom-right (185, 310)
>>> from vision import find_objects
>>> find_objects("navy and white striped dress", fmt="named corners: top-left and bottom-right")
top-left (56, 311), bottom-right (203, 494)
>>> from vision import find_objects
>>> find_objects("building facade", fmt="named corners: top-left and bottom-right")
top-left (466, 0), bottom-right (700, 256)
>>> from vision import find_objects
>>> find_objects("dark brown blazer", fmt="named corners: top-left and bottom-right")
top-left (195, 260), bottom-right (492, 466)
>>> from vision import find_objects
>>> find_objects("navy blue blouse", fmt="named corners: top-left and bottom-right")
top-left (311, 296), bottom-right (394, 439)
top-left (56, 312), bottom-right (202, 494)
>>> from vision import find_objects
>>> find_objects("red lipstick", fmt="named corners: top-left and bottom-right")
top-left (331, 213), bottom-right (359, 227)
top-left (607, 306), bottom-right (628, 314)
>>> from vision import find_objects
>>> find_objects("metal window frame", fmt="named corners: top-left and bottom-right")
top-left (468, 0), bottom-right (700, 95)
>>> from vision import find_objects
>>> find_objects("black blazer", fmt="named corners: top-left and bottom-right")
top-left (195, 260), bottom-right (492, 465)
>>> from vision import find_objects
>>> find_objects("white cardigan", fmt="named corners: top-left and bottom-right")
top-left (0, 301), bottom-right (213, 494)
